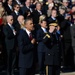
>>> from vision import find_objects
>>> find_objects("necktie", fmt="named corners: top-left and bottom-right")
top-left (11, 25), bottom-right (14, 31)
top-left (44, 29), bottom-right (47, 33)
top-left (29, 33), bottom-right (33, 40)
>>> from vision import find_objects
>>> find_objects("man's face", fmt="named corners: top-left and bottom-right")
top-left (51, 10), bottom-right (57, 18)
top-left (14, 5), bottom-right (20, 11)
top-left (8, 16), bottom-right (13, 25)
top-left (25, 0), bottom-right (31, 7)
top-left (25, 20), bottom-right (34, 31)
top-left (8, 0), bottom-right (12, 5)
top-left (63, 2), bottom-right (69, 7)
top-left (49, 25), bottom-right (56, 31)
top-left (41, 21), bottom-right (47, 28)
top-left (36, 3), bottom-right (41, 10)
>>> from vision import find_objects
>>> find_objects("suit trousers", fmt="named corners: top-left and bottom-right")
top-left (19, 68), bottom-right (26, 75)
top-left (19, 67), bottom-right (34, 75)
top-left (73, 47), bottom-right (75, 66)
top-left (48, 65), bottom-right (60, 75)
top-left (7, 49), bottom-right (16, 75)
top-left (38, 52), bottom-right (45, 74)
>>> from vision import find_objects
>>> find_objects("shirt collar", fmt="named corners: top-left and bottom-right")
top-left (41, 27), bottom-right (47, 33)
top-left (14, 10), bottom-right (18, 15)
top-left (16, 0), bottom-right (21, 5)
top-left (25, 28), bottom-right (31, 36)
top-left (8, 4), bottom-right (12, 9)
top-left (51, 16), bottom-right (56, 20)
top-left (8, 23), bottom-right (12, 27)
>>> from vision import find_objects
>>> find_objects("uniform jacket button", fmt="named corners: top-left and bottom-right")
top-left (48, 54), bottom-right (50, 55)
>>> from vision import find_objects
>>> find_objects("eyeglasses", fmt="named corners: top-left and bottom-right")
top-left (16, 7), bottom-right (20, 8)
top-left (2, 11), bottom-right (5, 12)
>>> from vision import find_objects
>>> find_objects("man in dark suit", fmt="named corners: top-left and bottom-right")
top-left (18, 18), bottom-right (36, 75)
top-left (21, 0), bottom-right (33, 15)
top-left (11, 4), bottom-right (22, 24)
top-left (13, 0), bottom-right (23, 7)
top-left (4, 0), bottom-right (13, 15)
top-left (3, 15), bottom-right (16, 75)
top-left (33, 2), bottom-right (42, 24)
top-left (70, 23), bottom-right (75, 68)
top-left (61, 15), bottom-right (73, 68)
top-left (47, 9), bottom-right (58, 24)
top-left (43, 23), bottom-right (61, 75)
top-left (15, 15), bottom-right (25, 36)
top-left (37, 19), bottom-right (48, 75)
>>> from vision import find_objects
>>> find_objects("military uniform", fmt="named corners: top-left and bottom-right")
top-left (43, 23), bottom-right (61, 75)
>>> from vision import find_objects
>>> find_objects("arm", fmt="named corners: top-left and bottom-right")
top-left (18, 31), bottom-right (34, 54)
top-left (37, 30), bottom-right (44, 42)
top-left (3, 26), bottom-right (15, 39)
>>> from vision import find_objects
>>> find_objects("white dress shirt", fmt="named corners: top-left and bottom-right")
top-left (8, 23), bottom-right (16, 35)
top-left (8, 4), bottom-right (12, 10)
top-left (14, 10), bottom-right (19, 15)
top-left (41, 27), bottom-right (47, 33)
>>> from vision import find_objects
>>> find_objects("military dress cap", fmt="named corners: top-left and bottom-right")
top-left (49, 23), bottom-right (58, 26)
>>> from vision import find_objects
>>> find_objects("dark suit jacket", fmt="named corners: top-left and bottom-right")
top-left (70, 24), bottom-right (75, 47)
top-left (37, 28), bottom-right (48, 52)
top-left (13, 0), bottom-right (22, 5)
top-left (33, 10), bottom-right (42, 24)
top-left (47, 16), bottom-right (58, 24)
top-left (3, 24), bottom-right (16, 50)
top-left (4, 4), bottom-right (13, 15)
top-left (21, 6), bottom-right (32, 15)
top-left (14, 22), bottom-right (21, 36)
top-left (11, 11), bottom-right (21, 24)
top-left (18, 29), bottom-right (35, 68)
top-left (60, 20), bottom-right (71, 42)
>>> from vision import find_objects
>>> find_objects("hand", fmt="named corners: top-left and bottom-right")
top-left (31, 38), bottom-right (36, 44)
top-left (20, 5), bottom-right (24, 7)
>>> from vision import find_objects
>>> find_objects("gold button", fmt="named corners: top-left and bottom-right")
top-left (48, 54), bottom-right (50, 55)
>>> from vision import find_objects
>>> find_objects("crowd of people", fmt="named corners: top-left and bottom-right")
top-left (0, 0), bottom-right (75, 75)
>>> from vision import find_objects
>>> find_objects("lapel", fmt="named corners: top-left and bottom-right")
top-left (22, 29), bottom-right (31, 42)
top-left (7, 24), bottom-right (14, 34)
top-left (41, 28), bottom-right (45, 33)
top-left (41, 28), bottom-right (48, 34)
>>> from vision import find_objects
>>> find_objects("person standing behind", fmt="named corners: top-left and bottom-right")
top-left (4, 0), bottom-right (13, 15)
top-left (37, 19), bottom-right (48, 75)
top-left (18, 18), bottom-right (36, 75)
top-left (3, 15), bottom-right (16, 75)
top-left (47, 9), bottom-right (58, 24)
top-left (11, 4), bottom-right (22, 24)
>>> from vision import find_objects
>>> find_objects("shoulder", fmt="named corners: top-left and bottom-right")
top-left (3, 24), bottom-right (9, 29)
top-left (37, 28), bottom-right (42, 33)
top-left (19, 29), bottom-right (25, 34)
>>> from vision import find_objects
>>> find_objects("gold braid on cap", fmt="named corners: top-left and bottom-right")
top-left (49, 23), bottom-right (58, 26)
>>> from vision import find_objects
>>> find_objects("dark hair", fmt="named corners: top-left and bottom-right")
top-left (25, 17), bottom-right (33, 24)
top-left (40, 19), bottom-right (47, 23)
top-left (13, 3), bottom-right (20, 9)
